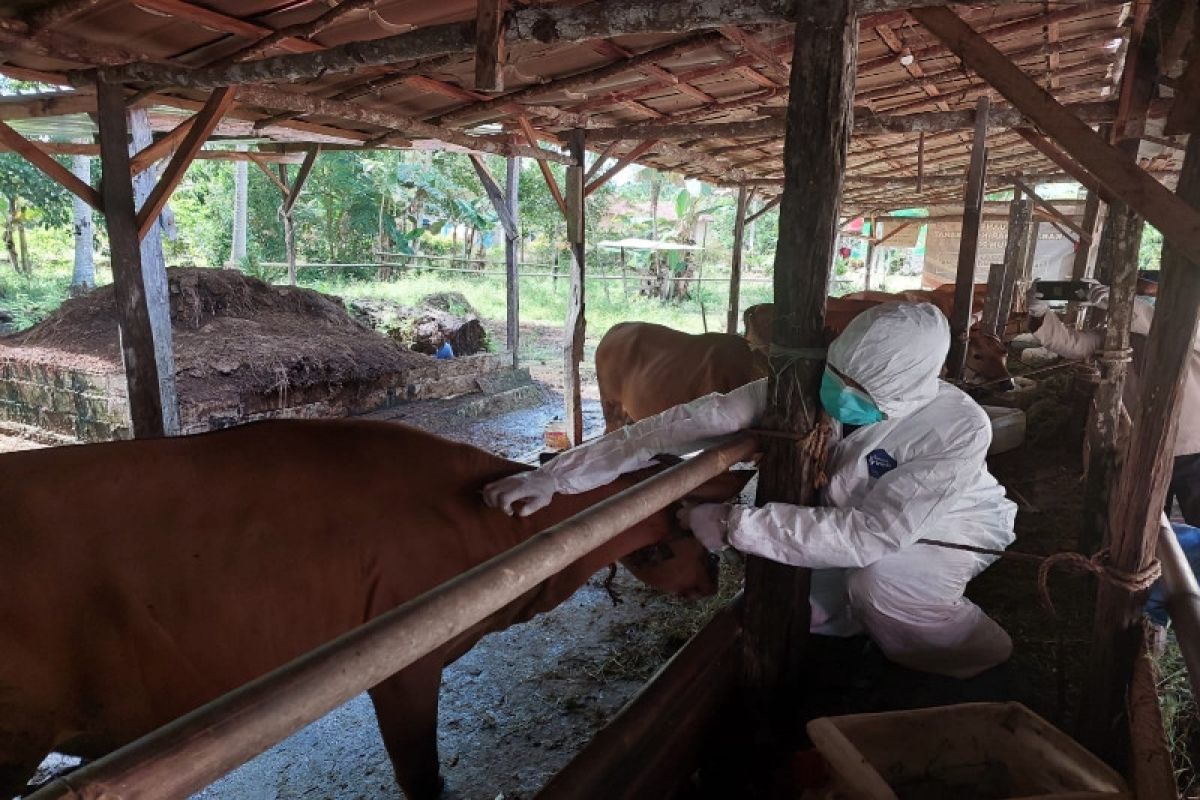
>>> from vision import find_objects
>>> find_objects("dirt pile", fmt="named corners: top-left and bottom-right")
top-left (2, 268), bottom-right (431, 407)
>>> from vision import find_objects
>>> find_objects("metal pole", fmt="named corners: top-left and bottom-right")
top-left (1157, 516), bottom-right (1200, 704)
top-left (29, 435), bottom-right (758, 800)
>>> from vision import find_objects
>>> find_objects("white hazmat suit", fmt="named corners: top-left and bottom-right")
top-left (483, 303), bottom-right (1017, 678)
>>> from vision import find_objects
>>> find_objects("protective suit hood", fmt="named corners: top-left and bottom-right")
top-left (827, 302), bottom-right (948, 420)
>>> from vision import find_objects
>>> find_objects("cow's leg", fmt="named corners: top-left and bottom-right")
top-left (598, 389), bottom-right (628, 434)
top-left (368, 658), bottom-right (445, 800)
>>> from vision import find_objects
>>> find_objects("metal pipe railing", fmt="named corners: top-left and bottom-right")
top-left (1156, 512), bottom-right (1200, 703)
top-left (30, 434), bottom-right (758, 800)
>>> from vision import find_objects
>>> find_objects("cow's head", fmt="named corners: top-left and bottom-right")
top-left (964, 329), bottom-right (1015, 391)
top-left (743, 304), bottom-right (773, 352)
top-left (619, 467), bottom-right (755, 599)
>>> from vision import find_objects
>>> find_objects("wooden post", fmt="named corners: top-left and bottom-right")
top-left (1080, 133), bottom-right (1200, 761)
top-left (564, 129), bottom-right (586, 446)
top-left (727, 185), bottom-right (749, 334)
top-left (620, 247), bottom-right (628, 299)
top-left (980, 262), bottom-right (1007, 338)
top-left (947, 95), bottom-right (989, 379)
top-left (997, 194), bottom-right (1032, 330)
top-left (505, 155), bottom-right (520, 367)
top-left (741, 0), bottom-right (856, 742)
top-left (96, 80), bottom-right (178, 438)
top-left (474, 0), bottom-right (505, 92)
top-left (1066, 189), bottom-right (1104, 327)
top-left (1080, 201), bottom-right (1144, 558)
top-left (863, 217), bottom-right (877, 292)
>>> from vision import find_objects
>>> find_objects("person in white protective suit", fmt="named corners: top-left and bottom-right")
top-left (1027, 276), bottom-right (1200, 526)
top-left (483, 303), bottom-right (1018, 679)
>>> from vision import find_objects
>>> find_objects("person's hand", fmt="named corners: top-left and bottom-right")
top-left (1085, 284), bottom-right (1110, 309)
top-left (676, 502), bottom-right (731, 552)
top-left (1026, 282), bottom-right (1050, 318)
top-left (482, 470), bottom-right (558, 517)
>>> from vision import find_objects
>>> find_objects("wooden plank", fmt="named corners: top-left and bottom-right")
top-left (910, 5), bottom-right (1200, 269)
top-left (742, 0), bottom-right (855, 738)
top-left (95, 80), bottom-right (172, 439)
top-left (584, 139), bottom-right (622, 183)
top-left (916, 131), bottom-right (925, 192)
top-left (475, 0), bottom-right (507, 92)
top-left (947, 95), bottom-right (990, 379)
top-left (136, 86), bottom-right (237, 240)
top-left (1065, 189), bottom-right (1105, 326)
top-left (997, 197), bottom-right (1031, 336)
top-left (282, 144), bottom-right (320, 216)
top-left (584, 140), bottom-right (658, 196)
top-left (1082, 134), bottom-right (1200, 760)
top-left (1013, 127), bottom-right (1112, 202)
top-left (128, 115), bottom-right (195, 176)
top-left (1011, 176), bottom-right (1090, 241)
top-left (0, 119), bottom-right (102, 211)
top-left (505, 156), bottom-right (520, 368)
top-left (727, 185), bottom-right (749, 334)
top-left (874, 220), bottom-right (913, 246)
top-left (468, 154), bottom-right (517, 238)
top-left (564, 129), bottom-right (586, 447)
top-left (517, 116), bottom-right (567, 218)
top-left (212, 0), bottom-right (374, 66)
top-left (719, 25), bottom-right (790, 84)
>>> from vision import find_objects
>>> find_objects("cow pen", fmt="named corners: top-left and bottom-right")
top-left (1, 0), bottom-right (1200, 798)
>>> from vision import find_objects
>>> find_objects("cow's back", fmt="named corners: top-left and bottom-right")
top-left (596, 322), bottom-right (764, 427)
top-left (0, 421), bottom-right (522, 753)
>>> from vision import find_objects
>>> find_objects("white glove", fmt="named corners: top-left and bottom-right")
top-left (1026, 283), bottom-right (1050, 318)
top-left (1085, 284), bottom-right (1110, 309)
top-left (676, 502), bottom-right (732, 552)
top-left (481, 469), bottom-right (558, 517)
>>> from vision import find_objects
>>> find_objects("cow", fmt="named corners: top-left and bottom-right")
top-left (0, 420), bottom-right (752, 800)
top-left (595, 321), bottom-right (770, 432)
top-left (743, 298), bottom-right (1014, 390)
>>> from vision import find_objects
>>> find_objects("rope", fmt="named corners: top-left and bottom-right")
top-left (767, 345), bottom-right (828, 362)
top-left (917, 538), bottom-right (1162, 617)
top-left (1096, 347), bottom-right (1133, 364)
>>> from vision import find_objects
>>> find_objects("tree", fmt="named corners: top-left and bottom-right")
top-left (0, 153), bottom-right (69, 275)
top-left (70, 150), bottom-right (94, 294)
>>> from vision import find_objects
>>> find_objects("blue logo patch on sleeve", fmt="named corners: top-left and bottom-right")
top-left (866, 449), bottom-right (898, 478)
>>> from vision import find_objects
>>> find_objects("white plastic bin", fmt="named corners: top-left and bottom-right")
top-left (807, 702), bottom-right (1129, 800)
top-left (982, 405), bottom-right (1026, 455)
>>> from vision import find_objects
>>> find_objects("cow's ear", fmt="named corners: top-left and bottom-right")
top-left (684, 469), bottom-right (755, 504)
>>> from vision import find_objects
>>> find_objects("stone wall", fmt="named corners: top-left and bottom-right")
top-left (0, 350), bottom-right (523, 443)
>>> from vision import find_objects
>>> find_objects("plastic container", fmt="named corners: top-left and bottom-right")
top-left (982, 405), bottom-right (1026, 455)
top-left (807, 702), bottom-right (1129, 800)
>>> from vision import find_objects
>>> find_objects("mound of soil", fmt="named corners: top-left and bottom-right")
top-left (2, 268), bottom-right (431, 407)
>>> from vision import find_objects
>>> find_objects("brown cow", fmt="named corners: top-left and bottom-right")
top-left (595, 321), bottom-right (769, 432)
top-left (743, 299), bottom-right (1014, 390)
top-left (0, 420), bottom-right (751, 800)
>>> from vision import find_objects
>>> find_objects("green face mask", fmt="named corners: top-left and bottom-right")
top-left (820, 369), bottom-right (885, 426)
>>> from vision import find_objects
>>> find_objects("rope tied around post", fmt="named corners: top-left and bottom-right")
top-left (746, 422), bottom-right (832, 489)
top-left (1096, 347), bottom-right (1134, 365)
top-left (917, 539), bottom-right (1162, 617)
top-left (1036, 548), bottom-right (1162, 616)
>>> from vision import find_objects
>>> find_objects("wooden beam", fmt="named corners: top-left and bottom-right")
top-left (584, 139), bottom-right (622, 184)
top-left (282, 144), bottom-right (319, 216)
top-left (130, 0), bottom-right (323, 53)
top-left (1011, 176), bottom-right (1090, 241)
top-left (564, 129), bottom-right (586, 447)
top-left (248, 153), bottom-right (290, 196)
top-left (1165, 45), bottom-right (1200, 134)
top-left (1065, 189), bottom-right (1105, 325)
top-left (947, 95), bottom-right (989, 379)
top-left (743, 0), bottom-right (856, 738)
top-left (719, 25), bottom-right (791, 84)
top-left (233, 85), bottom-right (575, 165)
top-left (587, 99), bottom-right (1149, 141)
top-left (910, 5), bottom-right (1200, 269)
top-left (584, 140), bottom-right (658, 197)
top-left (136, 87), bottom-right (237, 240)
top-left (1013, 127), bottom-right (1112, 202)
top-left (517, 116), bottom-right (567, 218)
top-left (128, 115), bottom-right (195, 176)
top-left (992, 194), bottom-right (1031, 337)
top-left (505, 156), bottom-right (520, 368)
top-left (744, 194), bottom-right (781, 225)
top-left (475, 0), bottom-right (506, 92)
top-left (0, 119), bottom-right (102, 211)
top-left (95, 80), bottom-right (172, 439)
top-left (916, 131), bottom-right (925, 192)
top-left (86, 4), bottom-right (793, 89)
top-left (211, 0), bottom-right (374, 66)
top-left (469, 154), bottom-right (518, 238)
top-left (1083, 135), bottom-right (1200, 759)
top-left (25, 0), bottom-right (106, 34)
top-left (727, 185), bottom-right (750, 334)
top-left (875, 220), bottom-right (913, 246)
